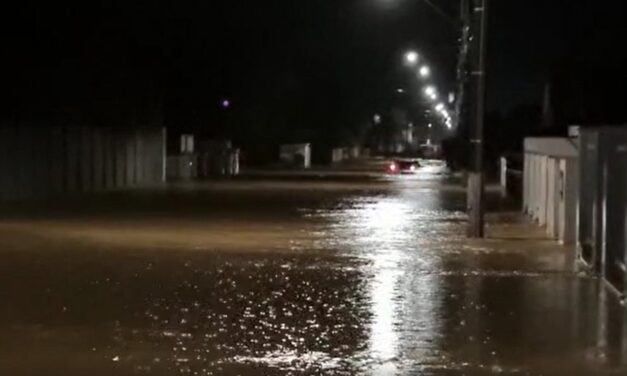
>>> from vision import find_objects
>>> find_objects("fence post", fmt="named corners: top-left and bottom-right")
top-left (500, 156), bottom-right (508, 197)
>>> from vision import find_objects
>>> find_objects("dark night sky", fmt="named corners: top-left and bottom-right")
top-left (2, 0), bottom-right (626, 141)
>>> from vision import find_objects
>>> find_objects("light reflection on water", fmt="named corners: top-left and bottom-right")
top-left (309, 166), bottom-right (451, 373)
top-left (369, 262), bottom-right (402, 371)
top-left (341, 198), bottom-right (415, 367)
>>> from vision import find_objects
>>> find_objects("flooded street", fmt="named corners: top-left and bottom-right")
top-left (1, 164), bottom-right (626, 375)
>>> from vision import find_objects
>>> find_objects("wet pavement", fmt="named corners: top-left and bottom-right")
top-left (1, 163), bottom-right (627, 375)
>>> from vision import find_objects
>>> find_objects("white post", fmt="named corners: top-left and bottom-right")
top-left (500, 156), bottom-right (508, 197)
top-left (523, 153), bottom-right (529, 214)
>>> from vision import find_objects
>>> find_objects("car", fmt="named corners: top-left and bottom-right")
top-left (387, 159), bottom-right (420, 174)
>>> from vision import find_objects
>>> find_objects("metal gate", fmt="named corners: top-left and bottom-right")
top-left (579, 127), bottom-right (627, 295)
top-left (602, 129), bottom-right (627, 294)
top-left (578, 130), bottom-right (602, 271)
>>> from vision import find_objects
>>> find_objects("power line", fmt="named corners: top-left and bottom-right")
top-left (422, 0), bottom-right (457, 25)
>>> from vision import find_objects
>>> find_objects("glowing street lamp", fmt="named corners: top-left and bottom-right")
top-left (386, 0), bottom-right (490, 237)
top-left (373, 114), bottom-right (382, 124)
top-left (404, 51), bottom-right (419, 65)
top-left (419, 65), bottom-right (430, 78)
top-left (424, 86), bottom-right (436, 98)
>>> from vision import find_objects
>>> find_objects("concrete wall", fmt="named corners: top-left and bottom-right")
top-left (0, 125), bottom-right (166, 201)
top-left (524, 137), bottom-right (578, 158)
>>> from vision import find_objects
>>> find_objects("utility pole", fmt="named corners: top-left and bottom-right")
top-left (466, 0), bottom-right (488, 237)
top-left (453, 0), bottom-right (471, 131)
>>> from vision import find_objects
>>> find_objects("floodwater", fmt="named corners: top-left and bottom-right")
top-left (1, 163), bottom-right (626, 375)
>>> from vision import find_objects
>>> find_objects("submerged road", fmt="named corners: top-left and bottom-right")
top-left (1, 163), bottom-right (626, 375)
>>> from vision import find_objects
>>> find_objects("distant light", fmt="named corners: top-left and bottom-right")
top-left (397, 88), bottom-right (405, 94)
top-left (449, 92), bottom-right (456, 104)
top-left (428, 123), bottom-right (433, 128)
top-left (429, 93), bottom-right (438, 101)
top-left (221, 99), bottom-right (231, 108)
top-left (435, 103), bottom-right (445, 112)
top-left (373, 114), bottom-right (382, 124)
top-left (424, 86), bottom-right (436, 97)
top-left (419, 66), bottom-right (430, 78)
top-left (405, 51), bottom-right (419, 65)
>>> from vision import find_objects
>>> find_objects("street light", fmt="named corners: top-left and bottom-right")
top-left (373, 114), bottom-right (382, 125)
top-left (387, 0), bottom-right (491, 238)
top-left (404, 51), bottom-right (419, 65)
top-left (419, 65), bottom-right (430, 78)
top-left (424, 86), bottom-right (436, 97)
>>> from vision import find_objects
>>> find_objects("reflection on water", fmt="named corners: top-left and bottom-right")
top-left (369, 259), bottom-right (401, 364)
top-left (355, 200), bottom-right (414, 244)
top-left (308, 164), bottom-right (458, 373)
top-left (357, 200), bottom-right (407, 369)
top-left (336, 197), bottom-right (435, 371)
top-left (1, 163), bottom-right (627, 375)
